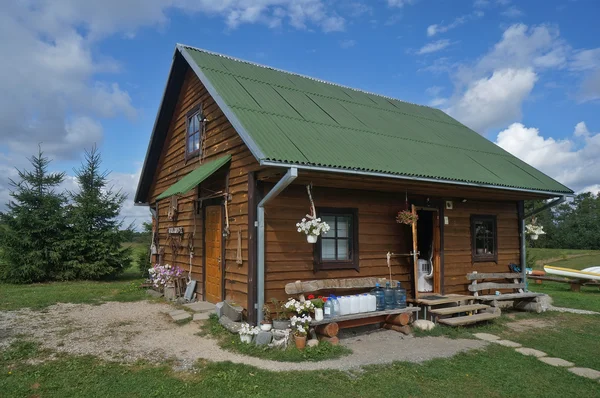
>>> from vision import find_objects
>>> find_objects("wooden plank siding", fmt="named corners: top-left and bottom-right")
top-left (443, 200), bottom-right (520, 294)
top-left (147, 68), bottom-right (258, 308)
top-left (262, 184), bottom-right (414, 303)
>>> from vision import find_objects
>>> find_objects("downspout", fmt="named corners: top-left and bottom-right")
top-left (257, 168), bottom-right (298, 323)
top-left (520, 196), bottom-right (568, 291)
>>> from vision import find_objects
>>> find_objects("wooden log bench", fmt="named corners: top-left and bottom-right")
top-left (467, 272), bottom-right (547, 313)
top-left (285, 278), bottom-right (420, 342)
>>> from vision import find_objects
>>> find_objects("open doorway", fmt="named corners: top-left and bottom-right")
top-left (411, 205), bottom-right (441, 298)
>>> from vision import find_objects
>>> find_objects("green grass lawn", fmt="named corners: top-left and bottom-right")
top-left (1, 338), bottom-right (598, 398)
top-left (0, 264), bottom-right (146, 311)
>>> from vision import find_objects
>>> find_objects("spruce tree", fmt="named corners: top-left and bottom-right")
top-left (65, 146), bottom-right (131, 279)
top-left (0, 147), bottom-right (68, 283)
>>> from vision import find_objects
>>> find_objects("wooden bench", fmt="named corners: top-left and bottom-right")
top-left (467, 272), bottom-right (546, 313)
top-left (285, 278), bottom-right (420, 342)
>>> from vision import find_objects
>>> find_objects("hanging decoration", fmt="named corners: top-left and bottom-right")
top-left (167, 196), bottom-right (178, 221)
top-left (525, 217), bottom-right (546, 241)
top-left (396, 190), bottom-right (418, 225)
top-left (236, 228), bottom-right (243, 265)
top-left (296, 184), bottom-right (330, 244)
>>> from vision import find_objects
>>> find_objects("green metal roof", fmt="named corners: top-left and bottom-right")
top-left (177, 45), bottom-right (573, 195)
top-left (156, 155), bottom-right (231, 200)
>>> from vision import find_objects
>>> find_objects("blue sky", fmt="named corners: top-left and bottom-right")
top-left (1, 0), bottom-right (599, 224)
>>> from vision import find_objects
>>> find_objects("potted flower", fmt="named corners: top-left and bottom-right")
top-left (396, 210), bottom-right (418, 225)
top-left (148, 263), bottom-right (184, 300)
top-left (308, 294), bottom-right (325, 322)
top-left (291, 314), bottom-right (312, 350)
top-left (270, 298), bottom-right (291, 330)
top-left (260, 304), bottom-right (272, 331)
top-left (239, 322), bottom-right (259, 343)
top-left (296, 217), bottom-right (331, 243)
top-left (526, 224), bottom-right (545, 240)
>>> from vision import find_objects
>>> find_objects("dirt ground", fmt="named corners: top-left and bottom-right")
top-left (0, 300), bottom-right (486, 371)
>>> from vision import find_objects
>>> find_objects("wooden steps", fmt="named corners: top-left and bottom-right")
top-left (437, 311), bottom-right (501, 326)
top-left (429, 304), bottom-right (489, 316)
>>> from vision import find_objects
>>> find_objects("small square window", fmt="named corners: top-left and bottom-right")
top-left (471, 215), bottom-right (497, 262)
top-left (314, 208), bottom-right (359, 271)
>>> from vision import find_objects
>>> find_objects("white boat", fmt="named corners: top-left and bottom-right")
top-left (544, 265), bottom-right (600, 282)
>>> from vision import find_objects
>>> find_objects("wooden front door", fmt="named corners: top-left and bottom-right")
top-left (204, 205), bottom-right (223, 304)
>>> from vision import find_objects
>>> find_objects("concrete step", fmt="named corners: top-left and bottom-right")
top-left (430, 304), bottom-right (489, 316)
top-left (437, 311), bottom-right (501, 326)
top-left (183, 301), bottom-right (215, 313)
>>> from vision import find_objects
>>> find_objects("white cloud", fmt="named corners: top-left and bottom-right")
top-left (579, 69), bottom-right (600, 102)
top-left (570, 48), bottom-right (600, 71)
top-left (426, 11), bottom-right (483, 37)
top-left (495, 122), bottom-right (600, 192)
top-left (446, 68), bottom-right (537, 133)
top-left (501, 6), bottom-right (524, 18)
top-left (387, 0), bottom-right (417, 7)
top-left (340, 39), bottom-right (356, 49)
top-left (417, 39), bottom-right (454, 55)
top-left (569, 48), bottom-right (600, 102)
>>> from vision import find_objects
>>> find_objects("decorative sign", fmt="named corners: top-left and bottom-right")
top-left (168, 227), bottom-right (184, 235)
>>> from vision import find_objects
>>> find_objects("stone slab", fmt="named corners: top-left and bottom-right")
top-left (169, 310), bottom-right (187, 317)
top-left (222, 301), bottom-right (243, 322)
top-left (255, 331), bottom-right (273, 346)
top-left (493, 340), bottom-right (521, 348)
top-left (538, 357), bottom-right (574, 367)
top-left (172, 312), bottom-right (192, 322)
top-left (215, 302), bottom-right (225, 318)
top-left (184, 301), bottom-right (215, 313)
top-left (219, 315), bottom-right (242, 333)
top-left (412, 320), bottom-right (435, 331)
top-left (568, 367), bottom-right (600, 380)
top-left (515, 347), bottom-right (547, 358)
top-left (473, 333), bottom-right (500, 342)
top-left (307, 339), bottom-right (319, 348)
top-left (193, 312), bottom-right (212, 322)
top-left (146, 289), bottom-right (162, 298)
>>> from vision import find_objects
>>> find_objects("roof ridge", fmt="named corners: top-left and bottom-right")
top-left (177, 43), bottom-right (439, 112)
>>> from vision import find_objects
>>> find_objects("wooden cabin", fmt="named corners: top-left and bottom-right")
top-left (134, 44), bottom-right (573, 324)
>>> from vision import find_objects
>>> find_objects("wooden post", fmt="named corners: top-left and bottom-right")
top-left (383, 323), bottom-right (412, 335)
top-left (385, 313), bottom-right (411, 326)
top-left (318, 336), bottom-right (340, 345)
top-left (315, 323), bottom-right (339, 337)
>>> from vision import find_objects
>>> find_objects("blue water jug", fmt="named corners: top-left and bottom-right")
top-left (394, 281), bottom-right (406, 309)
top-left (324, 297), bottom-right (334, 318)
top-left (384, 281), bottom-right (396, 310)
top-left (370, 283), bottom-right (385, 311)
top-left (330, 295), bottom-right (340, 317)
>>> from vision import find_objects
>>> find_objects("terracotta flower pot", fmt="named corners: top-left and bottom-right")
top-left (295, 334), bottom-right (307, 350)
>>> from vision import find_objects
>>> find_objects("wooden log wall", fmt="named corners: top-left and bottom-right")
top-left (148, 68), bottom-right (258, 307)
top-left (443, 200), bottom-right (520, 294)
top-left (263, 184), bottom-right (414, 303)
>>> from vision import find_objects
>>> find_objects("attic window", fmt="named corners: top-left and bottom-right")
top-left (186, 105), bottom-right (203, 160)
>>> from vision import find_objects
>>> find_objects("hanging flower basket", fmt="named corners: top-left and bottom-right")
top-left (296, 217), bottom-right (330, 244)
top-left (396, 210), bottom-right (418, 225)
top-left (525, 224), bottom-right (545, 241)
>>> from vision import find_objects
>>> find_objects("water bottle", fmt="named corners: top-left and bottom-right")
top-left (370, 283), bottom-right (385, 311)
top-left (324, 297), bottom-right (334, 318)
top-left (331, 295), bottom-right (340, 317)
top-left (394, 281), bottom-right (406, 309)
top-left (349, 295), bottom-right (359, 314)
top-left (384, 282), bottom-right (396, 310)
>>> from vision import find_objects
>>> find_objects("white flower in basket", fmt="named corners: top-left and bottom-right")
top-left (525, 224), bottom-right (546, 240)
top-left (239, 322), bottom-right (260, 343)
top-left (296, 217), bottom-right (331, 243)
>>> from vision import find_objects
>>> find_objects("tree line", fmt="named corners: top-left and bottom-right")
top-left (0, 146), bottom-right (132, 283)
top-left (526, 192), bottom-right (600, 250)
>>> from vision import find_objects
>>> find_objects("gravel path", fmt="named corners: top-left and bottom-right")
top-left (548, 305), bottom-right (599, 315)
top-left (0, 301), bottom-right (486, 371)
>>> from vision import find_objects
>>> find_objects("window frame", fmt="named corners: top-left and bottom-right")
top-left (185, 104), bottom-right (203, 161)
top-left (313, 207), bottom-right (359, 272)
top-left (470, 214), bottom-right (498, 263)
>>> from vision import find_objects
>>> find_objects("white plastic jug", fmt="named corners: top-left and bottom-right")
top-left (359, 294), bottom-right (369, 313)
top-left (338, 296), bottom-right (349, 315)
top-left (367, 293), bottom-right (376, 312)
top-left (349, 295), bottom-right (360, 314)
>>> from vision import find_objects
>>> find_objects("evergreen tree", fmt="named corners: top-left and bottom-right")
top-left (0, 147), bottom-right (68, 283)
top-left (65, 146), bottom-right (131, 279)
